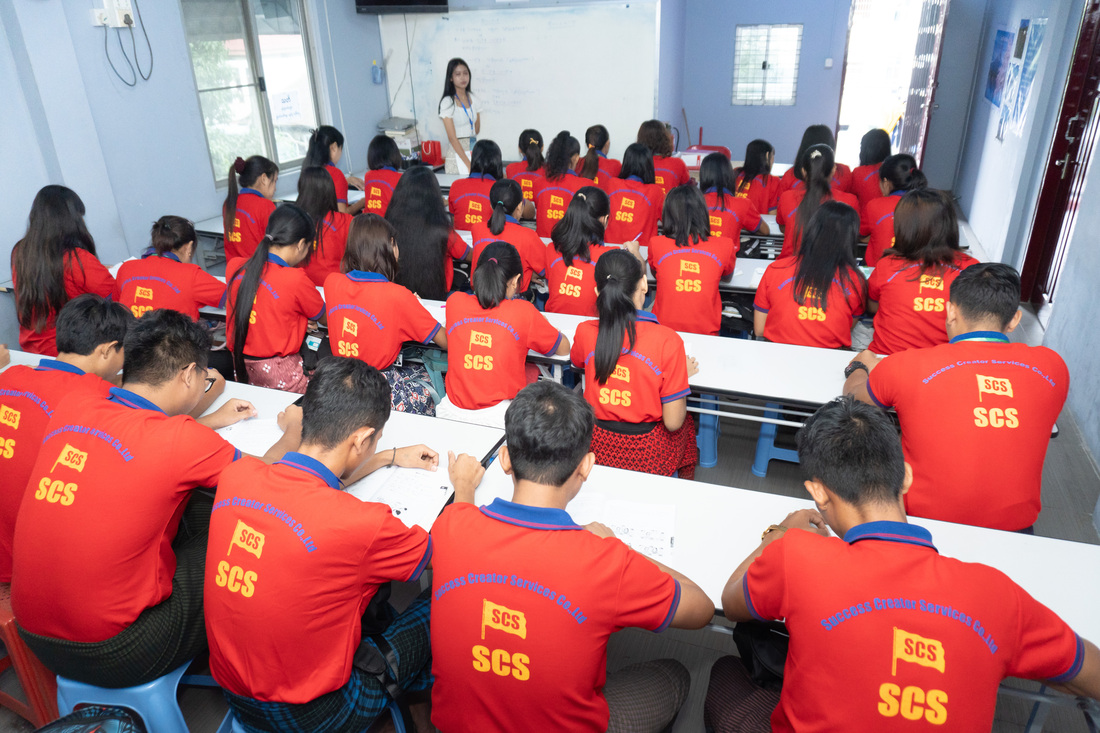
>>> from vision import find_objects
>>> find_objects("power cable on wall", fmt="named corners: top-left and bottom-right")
top-left (104, 0), bottom-right (154, 87)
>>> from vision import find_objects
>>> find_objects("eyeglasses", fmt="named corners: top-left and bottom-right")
top-left (204, 377), bottom-right (217, 393)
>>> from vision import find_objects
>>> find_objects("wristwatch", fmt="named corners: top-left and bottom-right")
top-left (844, 360), bottom-right (870, 379)
top-left (761, 524), bottom-right (787, 541)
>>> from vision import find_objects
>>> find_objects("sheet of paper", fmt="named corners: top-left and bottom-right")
top-left (216, 417), bottom-right (283, 456)
top-left (347, 467), bottom-right (453, 532)
top-left (566, 493), bottom-right (676, 562)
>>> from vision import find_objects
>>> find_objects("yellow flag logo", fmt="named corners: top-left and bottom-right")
top-left (135, 286), bottom-right (155, 300)
top-left (482, 599), bottom-right (527, 640)
top-left (679, 260), bottom-right (701, 276)
top-left (565, 266), bottom-right (584, 281)
top-left (521, 179), bottom-right (532, 189)
top-left (228, 519), bottom-right (265, 560)
top-left (892, 627), bottom-right (945, 676)
top-left (343, 317), bottom-right (358, 337)
top-left (612, 365), bottom-right (631, 382)
top-left (469, 200), bottom-right (483, 213)
top-left (918, 274), bottom-right (945, 292)
top-left (621, 197), bottom-right (635, 210)
top-left (655, 175), bottom-right (665, 186)
top-left (0, 404), bottom-right (20, 430)
top-left (550, 195), bottom-right (564, 207)
top-left (709, 215), bottom-right (722, 228)
top-left (370, 186), bottom-right (382, 197)
top-left (976, 375), bottom-right (1013, 402)
top-left (470, 330), bottom-right (492, 349)
top-left (51, 444), bottom-right (88, 473)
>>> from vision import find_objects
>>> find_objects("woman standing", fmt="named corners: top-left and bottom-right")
top-left (439, 58), bottom-right (480, 175)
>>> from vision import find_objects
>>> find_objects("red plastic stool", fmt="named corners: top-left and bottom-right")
top-left (0, 583), bottom-right (58, 726)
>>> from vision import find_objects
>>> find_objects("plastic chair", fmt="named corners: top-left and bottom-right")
top-left (216, 697), bottom-right (406, 733)
top-left (56, 661), bottom-right (190, 733)
top-left (751, 403), bottom-right (800, 477)
top-left (0, 584), bottom-right (58, 727)
top-left (692, 394), bottom-right (721, 469)
top-left (686, 144), bottom-right (733, 159)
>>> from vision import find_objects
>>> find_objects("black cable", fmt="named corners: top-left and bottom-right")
top-left (403, 14), bottom-right (418, 128)
top-left (115, 26), bottom-right (137, 82)
top-left (104, 23), bottom-right (136, 87)
top-left (130, 0), bottom-right (154, 80)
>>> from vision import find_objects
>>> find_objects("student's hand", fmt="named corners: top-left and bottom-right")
top-left (686, 356), bottom-right (700, 377)
top-left (307, 321), bottom-right (320, 333)
top-left (448, 451), bottom-right (485, 503)
top-left (211, 399), bottom-right (258, 428)
top-left (779, 508), bottom-right (830, 537)
top-left (0, 344), bottom-right (9, 370)
top-left (622, 241), bottom-right (643, 260)
top-left (277, 404), bottom-right (303, 435)
top-left (585, 522), bottom-right (615, 539)
top-left (851, 349), bottom-right (882, 371)
top-left (347, 174), bottom-right (365, 190)
top-left (397, 445), bottom-right (439, 471)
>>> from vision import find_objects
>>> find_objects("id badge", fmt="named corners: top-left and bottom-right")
top-left (305, 335), bottom-right (322, 352)
top-left (394, 352), bottom-right (404, 368)
top-left (469, 135), bottom-right (477, 146)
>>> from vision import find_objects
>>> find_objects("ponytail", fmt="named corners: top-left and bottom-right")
top-left (593, 250), bottom-right (642, 385)
top-left (230, 204), bottom-right (313, 381)
top-left (296, 167), bottom-right (339, 262)
top-left (733, 139), bottom-right (774, 196)
top-left (488, 179), bottom-right (523, 236)
top-left (304, 125), bottom-right (344, 169)
top-left (150, 215), bottom-right (196, 256)
top-left (551, 186), bottom-right (609, 267)
top-left (879, 154), bottom-right (927, 194)
top-left (518, 129), bottom-right (544, 172)
top-left (794, 144), bottom-right (836, 246)
top-left (579, 124), bottom-right (610, 180)
top-left (792, 125), bottom-right (836, 183)
top-left (662, 186), bottom-right (710, 247)
top-left (544, 131), bottom-right (580, 180)
top-left (224, 155), bottom-right (277, 240)
top-left (472, 241), bottom-right (522, 310)
top-left (699, 152), bottom-right (737, 210)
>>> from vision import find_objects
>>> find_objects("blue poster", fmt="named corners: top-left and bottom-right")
top-left (1013, 18), bottom-right (1047, 133)
top-left (985, 30), bottom-right (1015, 107)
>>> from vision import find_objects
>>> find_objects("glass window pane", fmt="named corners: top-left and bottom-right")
top-left (253, 2), bottom-right (318, 164)
top-left (197, 87), bottom-right (268, 178)
top-left (180, 0), bottom-right (255, 90)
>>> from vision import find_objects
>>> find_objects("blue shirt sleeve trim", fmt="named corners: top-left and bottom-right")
top-left (218, 290), bottom-right (228, 309)
top-left (310, 304), bottom-right (326, 321)
top-left (232, 448), bottom-right (242, 462)
top-left (1047, 634), bottom-right (1085, 683)
top-left (654, 578), bottom-right (681, 633)
top-left (662, 388), bottom-right (691, 404)
top-left (866, 380), bottom-right (888, 409)
top-left (742, 574), bottom-right (767, 622)
top-left (541, 331), bottom-right (564, 357)
top-left (422, 322), bottom-right (441, 344)
top-left (409, 535), bottom-right (433, 582)
top-left (753, 305), bottom-right (769, 314)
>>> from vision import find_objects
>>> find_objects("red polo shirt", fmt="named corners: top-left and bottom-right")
top-left (11, 387), bottom-right (239, 641)
top-left (505, 163), bottom-right (545, 203)
top-left (776, 188), bottom-right (860, 259)
top-left (851, 163), bottom-right (884, 214)
top-left (648, 235), bottom-right (737, 336)
top-left (0, 360), bottom-right (110, 582)
top-left (604, 176), bottom-right (664, 246)
top-left (867, 254), bottom-right (980, 355)
top-left (743, 521), bottom-right (1083, 732)
top-left (704, 189), bottom-right (763, 239)
top-left (533, 172), bottom-right (589, 238)
top-left (325, 163), bottom-right (350, 206)
top-left (866, 335), bottom-right (1069, 530)
top-left (449, 174), bottom-right (496, 231)
top-left (115, 251), bottom-right (227, 320)
top-left (15, 248), bottom-right (117, 356)
top-left (653, 155), bottom-right (690, 196)
top-left (778, 163), bottom-right (853, 198)
top-left (444, 292), bottom-right (564, 410)
top-left (571, 313), bottom-right (691, 423)
top-left (224, 188), bottom-right (275, 261)
top-left (430, 499), bottom-right (681, 733)
top-left (323, 271), bottom-right (441, 369)
top-left (444, 230), bottom-right (472, 293)
top-left (575, 153), bottom-right (622, 189)
top-left (545, 244), bottom-right (613, 316)
top-left (302, 211), bottom-right (353, 287)
top-left (861, 193), bottom-right (906, 266)
top-left (733, 172), bottom-right (781, 213)
top-left (362, 167), bottom-right (402, 215)
top-left (470, 218), bottom-right (548, 293)
top-left (226, 255), bottom-right (325, 359)
top-left (754, 258), bottom-right (865, 349)
top-left (206, 452), bottom-right (431, 703)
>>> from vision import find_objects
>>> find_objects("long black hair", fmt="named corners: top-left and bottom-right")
top-left (367, 134), bottom-right (402, 170)
top-left (890, 189), bottom-right (963, 273)
top-left (224, 155), bottom-right (278, 237)
top-left (859, 129), bottom-right (892, 167)
top-left (619, 143), bottom-right (655, 184)
top-left (551, 186), bottom-right (609, 267)
top-left (13, 185), bottom-right (97, 333)
top-left (792, 125), bottom-right (836, 182)
top-left (734, 139), bottom-right (774, 194)
top-left (544, 131), bottom-right (580, 180)
top-left (637, 120), bottom-right (673, 157)
top-left (488, 179), bottom-right (524, 236)
top-left (662, 186), bottom-right (711, 247)
top-left (593, 249), bottom-right (643, 384)
top-left (794, 143), bottom-right (837, 244)
top-left (304, 126), bottom-right (345, 169)
top-left (879, 154), bottom-right (927, 194)
top-left (229, 204), bottom-right (314, 380)
top-left (517, 129), bottom-right (544, 172)
top-left (470, 139), bottom-right (504, 179)
top-left (439, 57), bottom-right (472, 104)
top-left (385, 165), bottom-right (451, 300)
top-left (579, 124), bottom-right (610, 180)
top-left (794, 201), bottom-right (865, 310)
top-left (296, 166), bottom-right (340, 261)
top-left (473, 241), bottom-right (522, 310)
top-left (699, 152), bottom-right (737, 210)
top-left (343, 213), bottom-right (399, 282)
top-left (150, 216), bottom-right (197, 256)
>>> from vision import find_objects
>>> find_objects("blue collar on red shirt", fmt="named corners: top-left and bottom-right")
top-left (595, 150), bottom-right (607, 159)
top-left (326, 162), bottom-right (340, 171)
top-left (504, 215), bottom-right (519, 224)
top-left (705, 186), bottom-right (734, 196)
top-left (108, 386), bottom-right (166, 415)
top-left (469, 173), bottom-right (496, 181)
top-left (141, 248), bottom-right (181, 262)
top-left (275, 451), bottom-right (342, 491)
top-left (949, 330), bottom-right (1010, 344)
top-left (480, 497), bottom-right (583, 531)
top-left (36, 359), bottom-right (85, 375)
top-left (267, 253), bottom-right (290, 268)
top-left (843, 521), bottom-right (937, 551)
top-left (626, 175), bottom-right (643, 183)
top-left (380, 166), bottom-right (399, 173)
top-left (240, 187), bottom-right (263, 197)
top-left (347, 270), bottom-right (389, 283)
top-left (636, 309), bottom-right (659, 324)
top-left (890, 190), bottom-right (907, 197)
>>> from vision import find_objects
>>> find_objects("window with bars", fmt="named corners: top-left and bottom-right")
top-left (732, 24), bottom-right (803, 106)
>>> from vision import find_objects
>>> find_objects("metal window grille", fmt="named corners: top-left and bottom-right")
top-left (732, 24), bottom-right (803, 106)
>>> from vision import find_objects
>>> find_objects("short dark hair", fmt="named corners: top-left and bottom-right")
top-left (300, 357), bottom-right (391, 450)
top-left (949, 262), bottom-right (1021, 330)
top-left (122, 308), bottom-right (211, 385)
top-left (55, 294), bottom-right (134, 356)
top-left (505, 381), bottom-right (594, 487)
top-left (797, 397), bottom-right (905, 506)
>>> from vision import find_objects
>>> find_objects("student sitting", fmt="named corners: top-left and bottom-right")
top-left (296, 167), bottom-right (353, 286)
top-left (115, 216), bottom-right (227, 319)
top-left (449, 139), bottom-right (504, 231)
top-left (12, 309), bottom-right (294, 688)
top-left (850, 128), bottom-right (892, 214)
top-left (324, 214), bottom-right (446, 416)
top-left (755, 201), bottom-right (867, 349)
top-left (304, 125), bottom-right (365, 214)
top-left (505, 128), bottom-right (545, 206)
top-left (576, 124), bottom-right (622, 187)
top-left (386, 165), bottom-right (471, 299)
top-left (361, 134), bottom-right (403, 216)
top-left (440, 242), bottom-right (569, 428)
top-left (733, 139), bottom-right (781, 214)
top-left (533, 131), bottom-right (588, 237)
top-left (866, 189), bottom-right (979, 355)
top-left (546, 187), bottom-right (620, 316)
top-left (861, 154), bottom-right (928, 266)
top-left (0, 295), bottom-right (132, 583)
top-left (603, 143), bottom-right (665, 246)
top-left (227, 205), bottom-right (325, 393)
top-left (776, 144), bottom-right (859, 259)
top-left (777, 124), bottom-right (853, 198)
top-left (700, 152), bottom-right (768, 240)
top-left (205, 357), bottom-right (442, 733)
top-left (470, 179), bottom-right (547, 294)
top-left (430, 381), bottom-right (714, 733)
top-left (571, 250), bottom-right (700, 478)
top-left (12, 185), bottom-right (117, 355)
top-left (224, 155), bottom-right (278, 260)
top-left (845, 263), bottom-right (1068, 532)
top-left (637, 119), bottom-right (690, 195)
top-left (706, 397), bottom-right (1099, 732)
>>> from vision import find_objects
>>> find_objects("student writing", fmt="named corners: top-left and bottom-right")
top-left (733, 139), bottom-right (781, 214)
top-left (469, 178), bottom-right (546, 294)
top-left (303, 125), bottom-right (365, 214)
top-left (546, 186), bottom-right (619, 316)
top-left (361, 134), bottom-right (403, 216)
top-left (637, 119), bottom-right (689, 195)
top-left (449, 139), bottom-right (503, 231)
top-left (223, 155), bottom-right (278, 261)
top-left (700, 151), bottom-right (768, 240)
top-left (861, 153), bottom-right (927, 266)
top-left (776, 144), bottom-right (859, 259)
top-left (777, 124), bottom-right (853, 198)
top-left (603, 143), bottom-right (665, 246)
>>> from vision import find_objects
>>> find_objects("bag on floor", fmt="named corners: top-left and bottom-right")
top-left (34, 704), bottom-right (146, 733)
top-left (732, 620), bottom-right (789, 692)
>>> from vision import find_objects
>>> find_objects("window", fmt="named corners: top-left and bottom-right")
top-left (180, 0), bottom-right (321, 183)
top-left (732, 24), bottom-right (803, 106)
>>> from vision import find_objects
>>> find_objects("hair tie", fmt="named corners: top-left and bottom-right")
top-left (262, 233), bottom-right (273, 241)
top-left (576, 192), bottom-right (587, 201)
top-left (528, 138), bottom-right (538, 146)
top-left (809, 150), bottom-right (823, 160)
top-left (233, 157), bottom-right (246, 174)
top-left (489, 257), bottom-right (498, 264)
top-left (496, 200), bottom-right (505, 207)
top-left (587, 144), bottom-right (596, 149)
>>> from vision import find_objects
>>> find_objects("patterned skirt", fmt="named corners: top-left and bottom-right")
top-left (381, 362), bottom-right (437, 416)
top-left (591, 417), bottom-right (698, 479)
top-left (244, 354), bottom-right (308, 394)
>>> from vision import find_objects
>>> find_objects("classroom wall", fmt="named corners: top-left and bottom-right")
top-left (680, 0), bottom-right (853, 164)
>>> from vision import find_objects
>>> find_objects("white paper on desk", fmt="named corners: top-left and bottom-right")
top-left (567, 494), bottom-right (676, 562)
top-left (347, 467), bottom-right (453, 532)
top-left (217, 417), bottom-right (283, 456)
top-left (752, 267), bottom-right (765, 287)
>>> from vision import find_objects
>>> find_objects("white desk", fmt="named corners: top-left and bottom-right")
top-left (0, 349), bottom-right (40, 372)
top-left (194, 216), bottom-right (224, 239)
top-left (278, 189), bottom-right (366, 205)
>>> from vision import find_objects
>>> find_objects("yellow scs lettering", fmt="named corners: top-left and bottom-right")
top-left (471, 645), bottom-right (530, 681)
top-left (598, 388), bottom-right (631, 407)
top-left (464, 354), bottom-right (494, 371)
top-left (215, 560), bottom-right (257, 598)
top-left (798, 306), bottom-right (827, 321)
top-left (0, 438), bottom-right (14, 460)
top-left (973, 407), bottom-right (1019, 428)
top-left (877, 684), bottom-right (948, 725)
top-left (34, 477), bottom-right (78, 506)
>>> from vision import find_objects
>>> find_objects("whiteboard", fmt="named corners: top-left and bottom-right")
top-left (379, 3), bottom-right (658, 163)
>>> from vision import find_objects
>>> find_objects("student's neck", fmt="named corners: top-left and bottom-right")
top-left (57, 352), bottom-right (100, 377)
top-left (949, 318), bottom-right (1007, 340)
top-left (510, 479), bottom-right (573, 510)
top-left (832, 500), bottom-right (907, 537)
top-left (269, 245), bottom-right (299, 263)
top-left (297, 443), bottom-right (348, 481)
top-left (120, 382), bottom-right (182, 416)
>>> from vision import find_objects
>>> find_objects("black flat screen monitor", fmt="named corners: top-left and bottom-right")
top-left (356, 0), bottom-right (448, 12)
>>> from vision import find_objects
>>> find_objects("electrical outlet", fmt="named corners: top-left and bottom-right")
top-left (91, 8), bottom-right (109, 26)
top-left (94, 0), bottom-right (134, 28)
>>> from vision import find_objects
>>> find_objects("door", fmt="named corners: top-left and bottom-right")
top-left (1021, 1), bottom-right (1100, 304)
top-left (896, 0), bottom-right (951, 165)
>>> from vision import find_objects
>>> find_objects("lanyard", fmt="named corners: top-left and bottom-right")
top-left (457, 94), bottom-right (475, 135)
top-left (949, 330), bottom-right (1010, 344)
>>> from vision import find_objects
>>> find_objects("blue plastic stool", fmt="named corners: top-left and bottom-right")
top-left (56, 661), bottom-right (190, 733)
top-left (751, 403), bottom-right (800, 477)
top-left (692, 393), bottom-right (721, 468)
top-left (216, 697), bottom-right (406, 733)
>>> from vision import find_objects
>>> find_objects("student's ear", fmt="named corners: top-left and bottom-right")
top-left (944, 301), bottom-right (959, 329)
top-left (576, 451), bottom-right (596, 482)
top-left (350, 426), bottom-right (378, 458)
top-left (804, 479), bottom-right (829, 508)
top-left (93, 341), bottom-right (119, 362)
top-left (1005, 309), bottom-right (1023, 334)
top-left (599, 214), bottom-right (609, 227)
top-left (498, 445), bottom-right (514, 476)
top-left (899, 462), bottom-right (913, 498)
